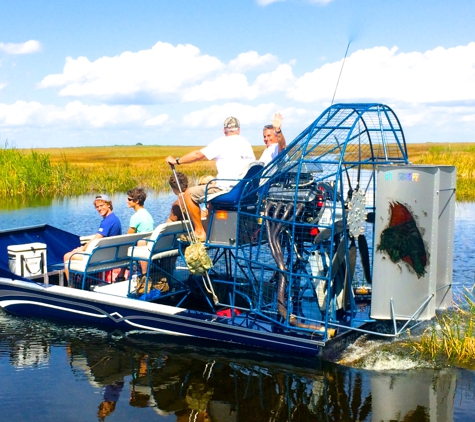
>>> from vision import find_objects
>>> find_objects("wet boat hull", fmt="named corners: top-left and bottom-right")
top-left (0, 277), bottom-right (326, 355)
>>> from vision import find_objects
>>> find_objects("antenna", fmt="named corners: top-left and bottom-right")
top-left (330, 41), bottom-right (351, 106)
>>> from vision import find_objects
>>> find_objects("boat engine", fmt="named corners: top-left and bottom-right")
top-left (264, 162), bottom-right (340, 226)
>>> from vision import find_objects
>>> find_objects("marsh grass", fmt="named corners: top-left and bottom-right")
top-left (407, 286), bottom-right (475, 364)
top-left (0, 147), bottom-right (75, 196)
top-left (2, 145), bottom-right (267, 198)
top-left (2, 142), bottom-right (472, 199)
top-left (413, 143), bottom-right (475, 201)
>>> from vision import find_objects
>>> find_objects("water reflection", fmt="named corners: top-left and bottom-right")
top-left (0, 195), bottom-right (56, 211)
top-left (1, 312), bottom-right (474, 422)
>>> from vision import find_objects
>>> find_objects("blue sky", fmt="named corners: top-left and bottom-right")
top-left (1, 0), bottom-right (475, 148)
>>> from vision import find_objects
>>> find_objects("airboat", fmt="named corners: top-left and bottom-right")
top-left (0, 103), bottom-right (456, 356)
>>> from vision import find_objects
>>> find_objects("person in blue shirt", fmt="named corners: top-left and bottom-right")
top-left (63, 194), bottom-right (122, 282)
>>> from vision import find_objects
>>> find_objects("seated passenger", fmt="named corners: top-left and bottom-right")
top-left (116, 187), bottom-right (154, 281)
top-left (259, 112), bottom-right (286, 166)
top-left (197, 175), bottom-right (216, 219)
top-left (166, 172), bottom-right (189, 223)
top-left (166, 173), bottom-right (212, 224)
top-left (140, 172), bottom-right (190, 294)
top-left (125, 187), bottom-right (154, 234)
top-left (165, 116), bottom-right (255, 242)
top-left (64, 194), bottom-right (122, 283)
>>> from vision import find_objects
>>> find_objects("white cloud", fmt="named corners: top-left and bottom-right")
top-left (38, 42), bottom-right (286, 104)
top-left (39, 41), bottom-right (224, 102)
top-left (182, 63), bottom-right (292, 103)
top-left (144, 114), bottom-right (169, 126)
top-left (288, 43), bottom-right (475, 104)
top-left (460, 112), bottom-right (475, 123)
top-left (392, 101), bottom-right (475, 141)
top-left (278, 105), bottom-right (316, 124)
top-left (46, 39), bottom-right (475, 110)
top-left (182, 102), bottom-right (310, 129)
top-left (0, 101), bottom-right (150, 128)
top-left (0, 40), bottom-right (41, 55)
top-left (183, 102), bottom-right (278, 128)
top-left (0, 83), bottom-right (6, 91)
top-left (396, 103), bottom-right (475, 128)
top-left (228, 51), bottom-right (278, 72)
top-left (183, 73), bottom-right (257, 102)
top-left (0, 101), bottom-right (44, 125)
top-left (253, 64), bottom-right (295, 95)
top-left (308, 0), bottom-right (334, 5)
top-left (50, 101), bottom-right (149, 127)
top-left (256, 0), bottom-right (285, 5)
top-left (10, 39), bottom-right (475, 145)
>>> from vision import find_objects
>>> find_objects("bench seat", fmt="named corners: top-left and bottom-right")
top-left (127, 221), bottom-right (188, 263)
top-left (67, 231), bottom-right (152, 287)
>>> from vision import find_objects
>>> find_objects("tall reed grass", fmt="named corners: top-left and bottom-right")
top-left (0, 147), bottom-right (75, 197)
top-left (1, 142), bottom-right (472, 199)
top-left (1, 144), bottom-right (267, 199)
top-left (407, 286), bottom-right (475, 364)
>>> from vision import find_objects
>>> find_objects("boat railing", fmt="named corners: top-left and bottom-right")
top-left (126, 221), bottom-right (191, 301)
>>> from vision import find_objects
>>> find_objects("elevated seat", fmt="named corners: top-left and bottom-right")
top-left (205, 161), bottom-right (264, 209)
top-left (205, 162), bottom-right (264, 247)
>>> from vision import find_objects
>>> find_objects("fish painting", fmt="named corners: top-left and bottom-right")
top-left (377, 201), bottom-right (427, 278)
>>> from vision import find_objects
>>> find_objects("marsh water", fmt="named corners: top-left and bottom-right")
top-left (1, 193), bottom-right (475, 422)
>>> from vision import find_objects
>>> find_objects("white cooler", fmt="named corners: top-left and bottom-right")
top-left (8, 242), bottom-right (48, 277)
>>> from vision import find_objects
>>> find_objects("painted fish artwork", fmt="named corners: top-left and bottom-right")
top-left (377, 201), bottom-right (428, 278)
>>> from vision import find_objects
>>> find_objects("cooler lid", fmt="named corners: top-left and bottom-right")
top-left (7, 242), bottom-right (47, 253)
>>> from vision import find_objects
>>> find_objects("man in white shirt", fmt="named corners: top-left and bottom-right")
top-left (259, 113), bottom-right (286, 166)
top-left (165, 116), bottom-right (255, 241)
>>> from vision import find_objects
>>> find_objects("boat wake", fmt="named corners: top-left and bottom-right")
top-left (336, 335), bottom-right (438, 370)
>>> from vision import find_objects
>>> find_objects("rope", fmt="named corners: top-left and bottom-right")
top-left (170, 164), bottom-right (217, 303)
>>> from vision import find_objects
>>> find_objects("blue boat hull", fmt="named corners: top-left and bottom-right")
top-left (0, 277), bottom-right (325, 355)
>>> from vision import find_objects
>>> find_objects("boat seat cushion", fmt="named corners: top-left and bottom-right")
top-left (127, 221), bottom-right (189, 262)
top-left (127, 245), bottom-right (179, 260)
top-left (68, 231), bottom-right (152, 274)
top-left (206, 161), bottom-right (264, 208)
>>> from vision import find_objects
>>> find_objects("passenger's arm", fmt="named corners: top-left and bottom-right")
top-left (165, 150), bottom-right (205, 166)
top-left (272, 112), bottom-right (287, 153)
top-left (276, 131), bottom-right (286, 153)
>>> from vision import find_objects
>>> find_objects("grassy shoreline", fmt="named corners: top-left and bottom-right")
top-left (2, 143), bottom-right (474, 200)
top-left (406, 286), bottom-right (475, 366)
